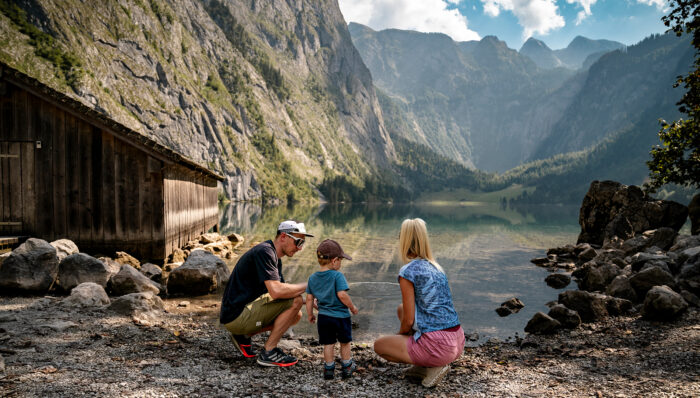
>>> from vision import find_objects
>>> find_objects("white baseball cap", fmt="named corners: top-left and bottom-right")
top-left (277, 220), bottom-right (314, 237)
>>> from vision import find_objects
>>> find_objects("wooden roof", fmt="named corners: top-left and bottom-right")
top-left (0, 61), bottom-right (225, 181)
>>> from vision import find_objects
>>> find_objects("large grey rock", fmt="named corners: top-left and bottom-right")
top-left (58, 253), bottom-right (113, 290)
top-left (50, 239), bottom-right (79, 262)
top-left (524, 312), bottom-right (561, 334)
top-left (577, 181), bottom-right (688, 246)
top-left (642, 285), bottom-right (688, 320)
top-left (109, 292), bottom-right (164, 316)
top-left (0, 238), bottom-right (58, 293)
top-left (580, 263), bottom-right (621, 292)
top-left (109, 264), bottom-right (160, 296)
top-left (62, 282), bottom-right (110, 307)
top-left (678, 254), bottom-right (700, 295)
top-left (167, 249), bottom-right (229, 296)
top-left (140, 263), bottom-right (163, 283)
top-left (606, 275), bottom-right (638, 302)
top-left (558, 290), bottom-right (609, 323)
top-left (545, 273), bottom-right (571, 289)
top-left (547, 304), bottom-right (581, 329)
top-left (630, 252), bottom-right (671, 272)
top-left (629, 266), bottom-right (676, 297)
top-left (669, 235), bottom-right (700, 253)
top-left (98, 257), bottom-right (122, 276)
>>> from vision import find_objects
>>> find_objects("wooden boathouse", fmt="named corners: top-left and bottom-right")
top-left (0, 61), bottom-right (224, 261)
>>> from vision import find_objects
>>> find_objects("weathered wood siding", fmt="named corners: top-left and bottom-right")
top-left (163, 167), bottom-right (219, 255)
top-left (0, 78), bottom-right (219, 261)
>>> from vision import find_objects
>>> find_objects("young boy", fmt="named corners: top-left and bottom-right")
top-left (306, 239), bottom-right (359, 380)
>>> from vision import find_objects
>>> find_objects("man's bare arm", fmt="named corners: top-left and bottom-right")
top-left (265, 280), bottom-right (307, 300)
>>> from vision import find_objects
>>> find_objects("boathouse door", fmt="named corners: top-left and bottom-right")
top-left (0, 141), bottom-right (35, 235)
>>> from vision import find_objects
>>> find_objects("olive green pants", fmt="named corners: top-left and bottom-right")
top-left (223, 293), bottom-right (293, 336)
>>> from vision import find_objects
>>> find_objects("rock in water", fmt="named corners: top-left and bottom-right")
top-left (0, 238), bottom-right (58, 293)
top-left (525, 312), bottom-right (561, 334)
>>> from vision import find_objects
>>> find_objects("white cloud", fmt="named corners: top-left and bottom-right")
top-left (566, 0), bottom-right (597, 25)
top-left (480, 0), bottom-right (565, 39)
top-left (338, 0), bottom-right (480, 42)
top-left (636, 0), bottom-right (666, 9)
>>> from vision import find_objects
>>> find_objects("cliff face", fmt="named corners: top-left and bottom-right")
top-left (0, 0), bottom-right (394, 202)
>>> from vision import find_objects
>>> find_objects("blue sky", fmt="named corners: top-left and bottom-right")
top-left (338, 0), bottom-right (668, 50)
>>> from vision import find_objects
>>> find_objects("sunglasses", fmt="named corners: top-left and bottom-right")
top-left (284, 232), bottom-right (305, 248)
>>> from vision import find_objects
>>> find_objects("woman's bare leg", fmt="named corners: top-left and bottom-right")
top-left (373, 303), bottom-right (413, 364)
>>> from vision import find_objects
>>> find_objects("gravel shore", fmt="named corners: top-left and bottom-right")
top-left (1, 295), bottom-right (698, 397)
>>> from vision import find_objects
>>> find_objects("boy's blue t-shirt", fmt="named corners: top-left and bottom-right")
top-left (399, 259), bottom-right (460, 340)
top-left (306, 270), bottom-right (350, 318)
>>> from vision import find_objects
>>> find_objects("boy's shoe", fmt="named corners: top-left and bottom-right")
top-left (403, 365), bottom-right (428, 379)
top-left (341, 360), bottom-right (357, 379)
top-left (256, 347), bottom-right (298, 367)
top-left (324, 364), bottom-right (335, 380)
top-left (421, 365), bottom-right (450, 388)
top-left (230, 334), bottom-right (256, 358)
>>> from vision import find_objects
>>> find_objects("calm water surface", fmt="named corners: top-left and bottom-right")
top-left (218, 202), bottom-right (580, 344)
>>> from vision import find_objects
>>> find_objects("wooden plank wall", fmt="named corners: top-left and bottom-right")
top-left (163, 167), bottom-right (219, 256)
top-left (0, 81), bottom-right (181, 261)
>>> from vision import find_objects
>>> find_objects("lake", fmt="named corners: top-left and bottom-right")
top-left (218, 201), bottom-right (581, 344)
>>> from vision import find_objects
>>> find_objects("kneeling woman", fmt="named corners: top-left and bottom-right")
top-left (373, 218), bottom-right (465, 388)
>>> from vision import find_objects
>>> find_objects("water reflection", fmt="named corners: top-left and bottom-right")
top-left (219, 202), bottom-right (580, 343)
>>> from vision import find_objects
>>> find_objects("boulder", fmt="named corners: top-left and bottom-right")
top-left (641, 285), bottom-right (688, 320)
top-left (545, 273), bottom-right (571, 289)
top-left (689, 193), bottom-right (700, 235)
top-left (547, 304), bottom-right (581, 329)
top-left (681, 290), bottom-right (700, 307)
top-left (580, 263), bottom-right (621, 292)
top-left (669, 235), bottom-right (700, 253)
top-left (678, 255), bottom-right (700, 295)
top-left (606, 275), bottom-right (638, 302)
top-left (228, 233), bottom-right (244, 246)
top-left (140, 263), bottom-right (163, 283)
top-left (97, 257), bottom-right (122, 276)
top-left (50, 239), bottom-right (79, 262)
top-left (604, 296), bottom-right (634, 316)
top-left (644, 228), bottom-right (678, 251)
top-left (114, 251), bottom-right (141, 270)
top-left (577, 181), bottom-right (688, 246)
top-left (167, 249), bottom-right (229, 296)
top-left (629, 266), bottom-right (676, 297)
top-left (0, 238), bottom-right (58, 293)
top-left (58, 253), bottom-right (112, 290)
top-left (108, 292), bottom-right (164, 316)
top-left (592, 249), bottom-right (627, 267)
top-left (62, 282), bottom-right (110, 307)
top-left (630, 252), bottom-right (671, 272)
top-left (558, 290), bottom-right (609, 323)
top-left (524, 312), bottom-right (561, 334)
top-left (495, 298), bottom-right (524, 317)
top-left (109, 264), bottom-right (160, 296)
top-left (169, 248), bottom-right (186, 263)
top-left (578, 247), bottom-right (597, 262)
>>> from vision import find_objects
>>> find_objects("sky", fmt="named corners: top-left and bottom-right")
top-left (337, 0), bottom-right (669, 50)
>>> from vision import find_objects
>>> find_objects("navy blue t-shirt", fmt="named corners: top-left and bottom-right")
top-left (220, 240), bottom-right (284, 324)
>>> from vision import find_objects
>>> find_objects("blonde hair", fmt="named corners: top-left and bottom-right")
top-left (399, 218), bottom-right (444, 273)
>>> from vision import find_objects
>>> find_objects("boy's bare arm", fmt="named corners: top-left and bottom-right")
top-left (306, 293), bottom-right (316, 323)
top-left (337, 290), bottom-right (358, 315)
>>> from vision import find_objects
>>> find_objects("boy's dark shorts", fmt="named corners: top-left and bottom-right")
top-left (317, 314), bottom-right (352, 345)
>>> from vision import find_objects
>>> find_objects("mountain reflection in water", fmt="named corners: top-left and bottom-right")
top-left (219, 202), bottom-right (580, 343)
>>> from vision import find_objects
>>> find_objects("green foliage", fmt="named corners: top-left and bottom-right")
top-left (149, 0), bottom-right (173, 25)
top-left (0, 0), bottom-right (83, 90)
top-left (318, 174), bottom-right (409, 203)
top-left (646, 0), bottom-right (700, 191)
top-left (205, 74), bottom-right (224, 92)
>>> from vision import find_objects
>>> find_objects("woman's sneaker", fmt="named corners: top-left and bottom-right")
top-left (323, 364), bottom-right (335, 380)
top-left (421, 365), bottom-right (450, 388)
top-left (230, 334), bottom-right (256, 358)
top-left (256, 347), bottom-right (298, 367)
top-left (341, 360), bottom-right (357, 379)
top-left (403, 365), bottom-right (428, 379)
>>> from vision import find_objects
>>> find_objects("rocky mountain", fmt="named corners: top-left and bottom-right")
top-left (0, 0), bottom-right (395, 203)
top-left (519, 36), bottom-right (625, 70)
top-left (519, 38), bottom-right (563, 69)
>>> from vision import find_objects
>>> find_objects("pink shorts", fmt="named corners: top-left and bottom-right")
top-left (406, 325), bottom-right (465, 367)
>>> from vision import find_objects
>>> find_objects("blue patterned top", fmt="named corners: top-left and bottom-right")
top-left (399, 259), bottom-right (460, 340)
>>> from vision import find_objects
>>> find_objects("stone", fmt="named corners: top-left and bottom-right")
top-left (114, 251), bottom-right (141, 270)
top-left (641, 285), bottom-right (688, 320)
top-left (38, 320), bottom-right (78, 332)
top-left (531, 257), bottom-right (552, 266)
top-left (578, 247), bottom-right (597, 262)
top-left (629, 266), bottom-right (676, 298)
top-left (680, 290), bottom-right (700, 307)
top-left (558, 290), bottom-right (609, 323)
top-left (140, 263), bottom-right (163, 283)
top-left (545, 273), bottom-right (571, 289)
top-left (621, 235), bottom-right (649, 255)
top-left (644, 228), bottom-right (678, 251)
top-left (669, 235), bottom-right (700, 253)
top-left (169, 248), bottom-right (186, 263)
top-left (606, 275), bottom-right (638, 302)
top-left (495, 306), bottom-right (513, 317)
top-left (200, 233), bottom-right (225, 244)
top-left (547, 304), bottom-right (581, 329)
top-left (0, 238), bottom-right (58, 293)
top-left (167, 249), bottom-right (230, 296)
top-left (50, 239), bottom-right (79, 262)
top-left (109, 264), bottom-right (160, 296)
top-left (109, 292), bottom-right (165, 317)
top-left (689, 193), bottom-right (700, 235)
top-left (228, 233), bottom-right (244, 243)
top-left (97, 257), bottom-right (122, 276)
top-left (629, 252), bottom-right (671, 272)
top-left (580, 263), bottom-right (621, 292)
top-left (524, 312), bottom-right (561, 334)
top-left (58, 253), bottom-right (113, 290)
top-left (577, 181), bottom-right (688, 246)
top-left (62, 282), bottom-right (110, 307)
top-left (604, 296), bottom-right (634, 316)
top-left (501, 297), bottom-right (524, 311)
top-left (678, 255), bottom-right (700, 295)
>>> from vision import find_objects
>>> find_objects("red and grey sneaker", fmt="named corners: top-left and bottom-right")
top-left (256, 347), bottom-right (298, 367)
top-left (230, 334), bottom-right (256, 358)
